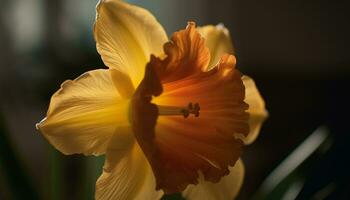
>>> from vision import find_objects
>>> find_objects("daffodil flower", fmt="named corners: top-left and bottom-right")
top-left (36, 0), bottom-right (267, 199)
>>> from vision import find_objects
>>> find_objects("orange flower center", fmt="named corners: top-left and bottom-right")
top-left (131, 22), bottom-right (248, 194)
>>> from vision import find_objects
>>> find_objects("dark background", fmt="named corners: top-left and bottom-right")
top-left (0, 0), bottom-right (349, 199)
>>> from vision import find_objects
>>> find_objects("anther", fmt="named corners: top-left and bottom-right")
top-left (181, 103), bottom-right (200, 118)
top-left (157, 102), bottom-right (200, 118)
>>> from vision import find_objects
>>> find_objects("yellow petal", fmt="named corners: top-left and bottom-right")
top-left (182, 159), bottom-right (244, 200)
top-left (242, 76), bottom-right (268, 144)
top-left (110, 69), bottom-right (135, 99)
top-left (36, 69), bottom-right (130, 156)
top-left (197, 24), bottom-right (234, 68)
top-left (94, 0), bottom-right (168, 86)
top-left (96, 129), bottom-right (163, 200)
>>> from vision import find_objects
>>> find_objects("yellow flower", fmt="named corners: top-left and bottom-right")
top-left (36, 0), bottom-right (267, 199)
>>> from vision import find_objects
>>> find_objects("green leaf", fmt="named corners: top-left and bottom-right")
top-left (253, 126), bottom-right (332, 200)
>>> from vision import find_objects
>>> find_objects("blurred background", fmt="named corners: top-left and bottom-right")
top-left (0, 0), bottom-right (349, 199)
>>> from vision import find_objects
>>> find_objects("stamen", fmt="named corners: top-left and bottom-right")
top-left (158, 102), bottom-right (200, 118)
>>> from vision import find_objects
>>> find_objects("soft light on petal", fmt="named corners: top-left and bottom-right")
top-left (110, 69), bottom-right (135, 99)
top-left (242, 76), bottom-right (268, 144)
top-left (96, 128), bottom-right (163, 200)
top-left (182, 159), bottom-right (244, 200)
top-left (94, 0), bottom-right (168, 85)
top-left (197, 24), bottom-right (234, 68)
top-left (36, 69), bottom-right (130, 156)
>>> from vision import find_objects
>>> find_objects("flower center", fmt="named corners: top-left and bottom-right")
top-left (157, 102), bottom-right (200, 118)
